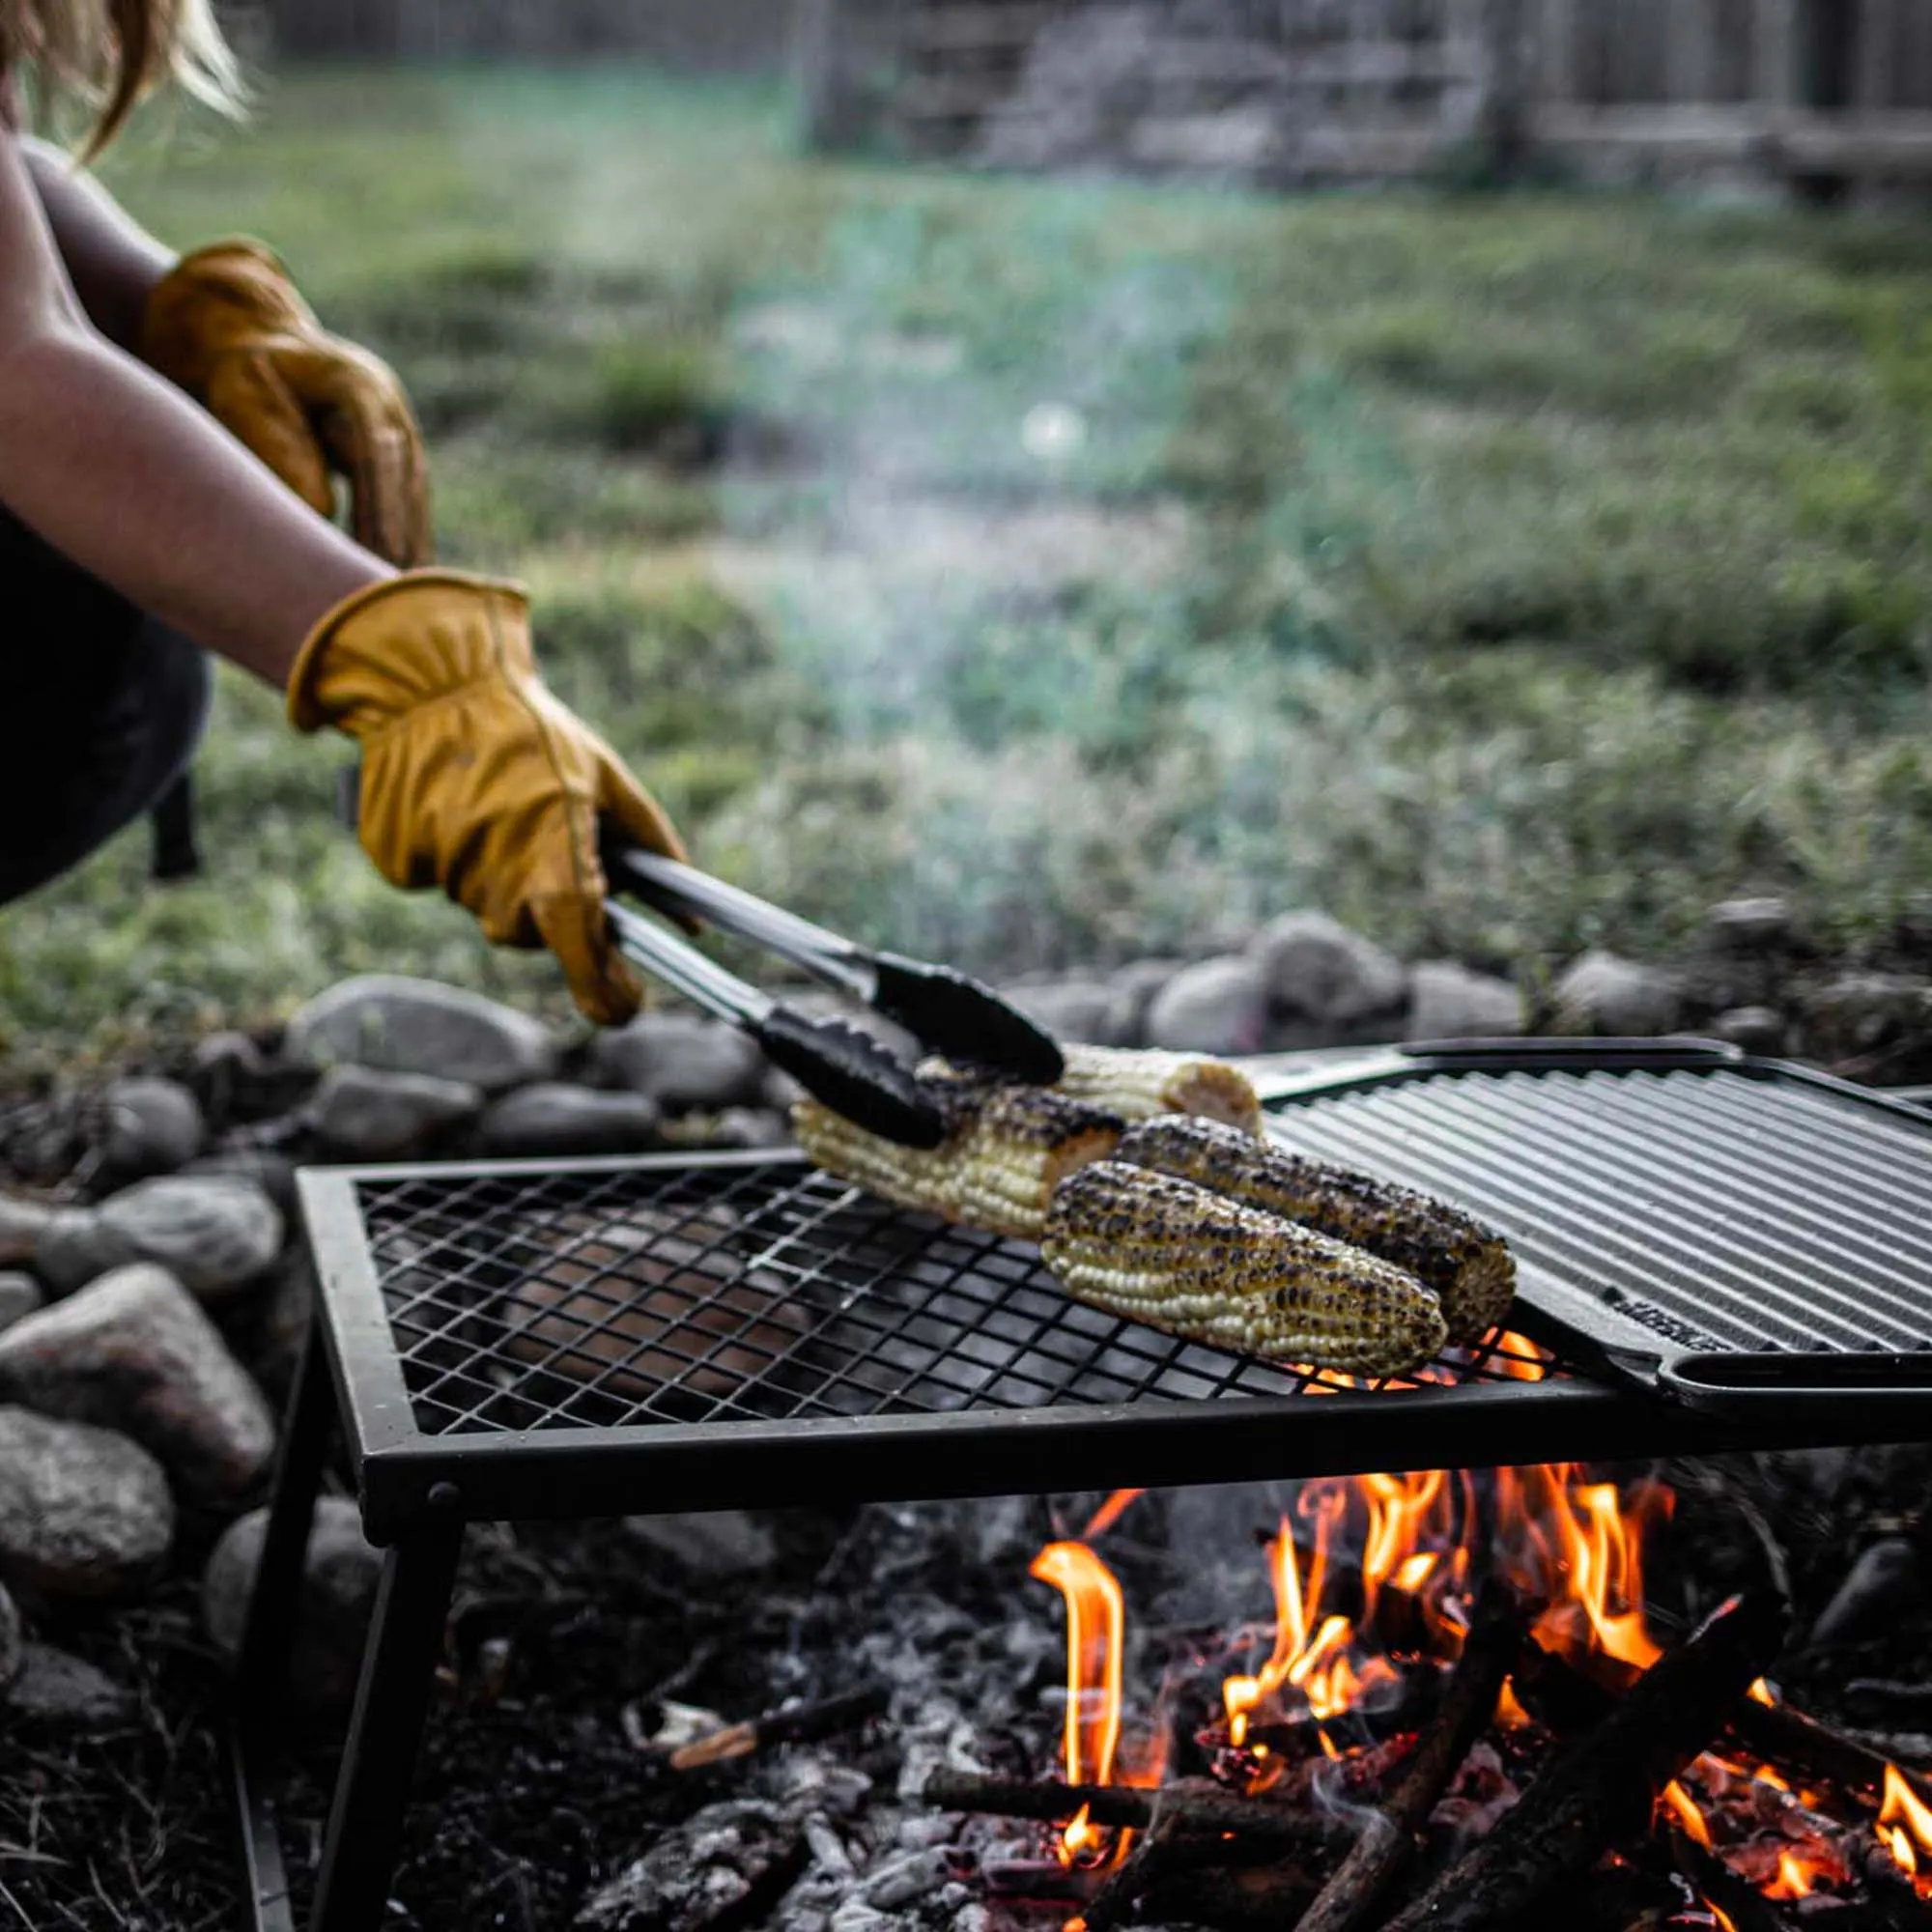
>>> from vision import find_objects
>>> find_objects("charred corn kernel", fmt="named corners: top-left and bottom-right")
top-left (793, 1079), bottom-right (1122, 1242)
top-left (1113, 1116), bottom-right (1515, 1344)
top-left (922, 1044), bottom-right (1263, 1136)
top-left (1041, 1161), bottom-right (1447, 1376)
top-left (1052, 1043), bottom-right (1264, 1137)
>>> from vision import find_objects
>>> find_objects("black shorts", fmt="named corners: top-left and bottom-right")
top-left (0, 510), bottom-right (211, 905)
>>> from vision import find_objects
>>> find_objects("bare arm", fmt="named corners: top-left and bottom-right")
top-left (0, 131), bottom-right (387, 685)
top-left (17, 136), bottom-right (173, 352)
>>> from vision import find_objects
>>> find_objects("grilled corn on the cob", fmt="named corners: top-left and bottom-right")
top-left (1051, 1043), bottom-right (1264, 1136)
top-left (793, 1079), bottom-right (1122, 1242)
top-left (1113, 1116), bottom-right (1514, 1343)
top-left (1040, 1160), bottom-right (1447, 1375)
top-left (923, 1043), bottom-right (1264, 1135)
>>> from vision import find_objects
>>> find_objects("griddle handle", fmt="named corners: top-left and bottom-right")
top-left (1659, 1350), bottom-right (1932, 1416)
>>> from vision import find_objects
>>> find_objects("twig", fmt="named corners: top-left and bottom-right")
top-left (1292, 1581), bottom-right (1529, 1932)
top-left (667, 1684), bottom-right (890, 1770)
top-left (919, 1770), bottom-right (1336, 1851)
top-left (1378, 1591), bottom-right (1786, 1932)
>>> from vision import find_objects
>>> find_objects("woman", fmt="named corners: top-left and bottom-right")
top-left (0, 0), bottom-right (686, 1025)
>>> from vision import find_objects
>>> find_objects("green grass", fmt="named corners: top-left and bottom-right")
top-left (6, 66), bottom-right (1932, 1056)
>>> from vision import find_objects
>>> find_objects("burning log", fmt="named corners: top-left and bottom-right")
top-left (1292, 1582), bottom-right (1531, 1932)
top-left (1082, 1808), bottom-right (1322, 1932)
top-left (1376, 1591), bottom-right (1786, 1932)
top-left (918, 1769), bottom-right (1336, 1851)
top-left (1662, 1825), bottom-right (1804, 1932)
top-left (664, 1684), bottom-right (891, 1771)
top-left (1726, 1694), bottom-right (1932, 1814)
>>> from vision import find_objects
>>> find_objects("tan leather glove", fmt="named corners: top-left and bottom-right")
top-left (141, 239), bottom-right (431, 568)
top-left (289, 572), bottom-right (688, 1025)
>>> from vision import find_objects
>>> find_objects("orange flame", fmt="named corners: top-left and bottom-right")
top-left (1660, 1779), bottom-right (1714, 1849)
top-left (1880, 1765), bottom-right (1932, 1898)
top-left (1765, 1850), bottom-right (1821, 1900)
top-left (1081, 1490), bottom-right (1144, 1540)
top-left (1030, 1542), bottom-right (1125, 1861)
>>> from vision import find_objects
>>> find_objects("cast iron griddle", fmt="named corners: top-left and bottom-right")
top-left (1255, 1038), bottom-right (1932, 1421)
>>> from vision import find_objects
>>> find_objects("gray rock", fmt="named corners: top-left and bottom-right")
top-left (0, 1578), bottom-right (18, 1690)
top-left (4, 1644), bottom-right (137, 1728)
top-left (624, 1510), bottom-right (778, 1579)
top-left (1711, 1006), bottom-right (1788, 1055)
top-left (1103, 958), bottom-right (1182, 1050)
top-left (0, 1264), bottom-right (276, 1503)
top-left (0, 1271), bottom-right (42, 1335)
top-left (1702, 896), bottom-right (1795, 954)
top-left (101, 1076), bottom-right (205, 1179)
top-left (188, 1031), bottom-right (320, 1124)
top-left (0, 1193), bottom-right (55, 1265)
top-left (1250, 911), bottom-right (1406, 1023)
top-left (707, 1108), bottom-right (793, 1151)
top-left (474, 1083), bottom-right (661, 1158)
top-left (35, 1175), bottom-right (283, 1302)
top-left (307, 1064), bottom-right (484, 1160)
top-left (997, 978), bottom-right (1118, 1045)
top-left (180, 1148), bottom-right (301, 1220)
top-left (1553, 950), bottom-right (1684, 1037)
top-left (591, 1013), bottom-right (770, 1112)
top-left (1146, 955), bottom-right (1269, 1055)
top-left (0, 1407), bottom-right (173, 1596)
top-left (1802, 973), bottom-right (1932, 1063)
top-left (203, 1496), bottom-right (383, 1718)
top-left (286, 974), bottom-right (558, 1093)
top-left (1811, 1539), bottom-right (1920, 1646)
top-left (1406, 961), bottom-right (1522, 1041)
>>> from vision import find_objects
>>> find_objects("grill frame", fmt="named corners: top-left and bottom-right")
top-left (296, 1037), bottom-right (1930, 1545)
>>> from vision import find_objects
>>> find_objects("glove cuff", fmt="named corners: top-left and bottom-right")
top-left (140, 238), bottom-right (311, 384)
top-left (288, 569), bottom-right (534, 735)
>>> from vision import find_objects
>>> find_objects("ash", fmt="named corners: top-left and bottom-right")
top-left (566, 1482), bottom-right (1347, 1932)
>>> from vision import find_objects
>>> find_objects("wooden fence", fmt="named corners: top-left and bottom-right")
top-left (800, 0), bottom-right (1932, 189)
top-left (259, 0), bottom-right (793, 69)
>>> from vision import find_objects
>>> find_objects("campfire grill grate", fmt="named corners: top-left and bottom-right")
top-left (356, 1156), bottom-right (1558, 1441)
top-left (245, 1038), bottom-right (1932, 1932)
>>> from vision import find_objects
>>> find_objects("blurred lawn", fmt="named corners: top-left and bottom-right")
top-left (7, 66), bottom-right (1932, 1058)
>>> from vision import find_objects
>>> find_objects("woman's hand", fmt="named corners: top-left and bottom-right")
top-left (140, 240), bottom-right (430, 568)
top-left (289, 571), bottom-right (688, 1025)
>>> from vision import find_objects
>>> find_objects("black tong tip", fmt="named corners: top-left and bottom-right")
top-left (755, 1009), bottom-right (949, 1150)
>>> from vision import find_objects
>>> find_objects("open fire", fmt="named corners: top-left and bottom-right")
top-left (1003, 1368), bottom-right (1932, 1928)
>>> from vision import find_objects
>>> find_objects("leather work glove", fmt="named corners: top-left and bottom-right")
top-left (289, 572), bottom-right (688, 1025)
top-left (141, 239), bottom-right (431, 568)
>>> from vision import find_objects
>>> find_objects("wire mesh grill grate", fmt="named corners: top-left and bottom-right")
top-left (353, 1157), bottom-right (1561, 1438)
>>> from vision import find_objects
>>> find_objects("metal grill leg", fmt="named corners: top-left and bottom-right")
top-left (308, 1519), bottom-right (465, 1932)
top-left (237, 1323), bottom-right (335, 1738)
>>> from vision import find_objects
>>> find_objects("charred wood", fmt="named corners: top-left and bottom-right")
top-left (665, 1683), bottom-right (890, 1770)
top-left (1377, 1591), bottom-right (1786, 1932)
top-left (1140, 1861), bottom-right (1321, 1929)
top-left (1662, 1825), bottom-right (1803, 1932)
top-left (919, 1770), bottom-right (1337, 1851)
top-left (1293, 1582), bottom-right (1529, 1932)
top-left (1726, 1694), bottom-right (1932, 1811)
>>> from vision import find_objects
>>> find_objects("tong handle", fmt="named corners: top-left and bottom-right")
top-left (606, 847), bottom-right (872, 1002)
top-left (605, 900), bottom-right (773, 1027)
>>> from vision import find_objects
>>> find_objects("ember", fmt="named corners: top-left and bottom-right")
top-left (980, 1428), bottom-right (1932, 1930)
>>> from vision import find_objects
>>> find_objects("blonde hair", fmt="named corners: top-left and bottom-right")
top-left (0, 0), bottom-right (244, 156)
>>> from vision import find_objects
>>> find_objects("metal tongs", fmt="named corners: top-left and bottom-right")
top-left (604, 844), bottom-right (1064, 1150)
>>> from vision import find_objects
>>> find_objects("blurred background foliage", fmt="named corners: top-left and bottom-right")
top-left (6, 67), bottom-right (1932, 1055)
